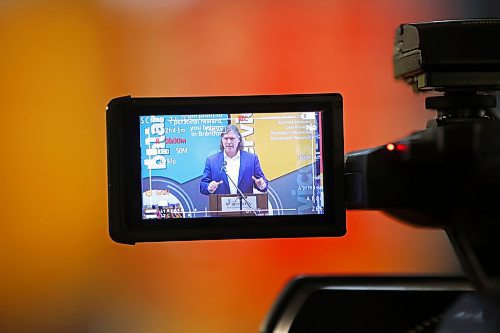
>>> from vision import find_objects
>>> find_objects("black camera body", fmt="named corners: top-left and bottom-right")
top-left (347, 20), bottom-right (500, 295)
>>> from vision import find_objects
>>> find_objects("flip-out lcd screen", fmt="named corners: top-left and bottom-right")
top-left (106, 94), bottom-right (344, 243)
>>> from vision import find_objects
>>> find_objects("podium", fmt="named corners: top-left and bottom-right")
top-left (209, 193), bottom-right (268, 216)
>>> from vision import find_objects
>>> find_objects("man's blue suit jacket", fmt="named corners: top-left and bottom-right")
top-left (200, 150), bottom-right (268, 195)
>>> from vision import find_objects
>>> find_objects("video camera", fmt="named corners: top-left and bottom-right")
top-left (347, 19), bottom-right (500, 293)
top-left (107, 19), bottom-right (500, 332)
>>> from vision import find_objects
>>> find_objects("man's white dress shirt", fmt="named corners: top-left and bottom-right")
top-left (224, 151), bottom-right (240, 194)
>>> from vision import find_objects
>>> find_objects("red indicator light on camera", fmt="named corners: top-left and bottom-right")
top-left (396, 144), bottom-right (408, 151)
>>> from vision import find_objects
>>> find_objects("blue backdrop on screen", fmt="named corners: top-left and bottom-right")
top-left (140, 114), bottom-right (227, 183)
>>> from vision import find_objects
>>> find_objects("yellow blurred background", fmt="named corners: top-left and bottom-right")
top-left (3, 0), bottom-right (497, 332)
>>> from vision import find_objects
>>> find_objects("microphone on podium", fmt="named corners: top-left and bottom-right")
top-left (220, 159), bottom-right (258, 216)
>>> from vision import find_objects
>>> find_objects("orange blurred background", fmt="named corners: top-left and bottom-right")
top-left (2, 0), bottom-right (493, 332)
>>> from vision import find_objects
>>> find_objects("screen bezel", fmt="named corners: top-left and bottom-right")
top-left (107, 94), bottom-right (345, 244)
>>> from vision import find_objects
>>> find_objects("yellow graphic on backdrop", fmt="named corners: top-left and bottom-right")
top-left (231, 112), bottom-right (319, 181)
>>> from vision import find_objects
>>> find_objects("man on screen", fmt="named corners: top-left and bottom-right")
top-left (200, 124), bottom-right (268, 195)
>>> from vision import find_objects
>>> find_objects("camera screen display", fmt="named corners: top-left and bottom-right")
top-left (107, 94), bottom-right (344, 243)
top-left (139, 111), bottom-right (325, 220)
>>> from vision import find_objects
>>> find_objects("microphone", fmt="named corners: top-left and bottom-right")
top-left (221, 160), bottom-right (227, 172)
top-left (220, 159), bottom-right (258, 216)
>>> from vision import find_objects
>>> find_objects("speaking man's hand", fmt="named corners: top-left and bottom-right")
top-left (208, 180), bottom-right (223, 193)
top-left (252, 176), bottom-right (266, 190)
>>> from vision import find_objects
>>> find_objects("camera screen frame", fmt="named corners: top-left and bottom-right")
top-left (106, 94), bottom-right (345, 244)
